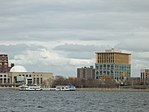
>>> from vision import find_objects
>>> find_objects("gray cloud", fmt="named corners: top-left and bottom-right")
top-left (54, 44), bottom-right (96, 59)
top-left (0, 0), bottom-right (149, 41)
top-left (54, 44), bottom-right (100, 52)
top-left (115, 37), bottom-right (149, 52)
top-left (0, 44), bottom-right (44, 58)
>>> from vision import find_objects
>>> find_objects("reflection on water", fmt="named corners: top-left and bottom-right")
top-left (0, 90), bottom-right (149, 112)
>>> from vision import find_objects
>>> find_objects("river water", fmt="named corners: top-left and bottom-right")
top-left (0, 90), bottom-right (148, 112)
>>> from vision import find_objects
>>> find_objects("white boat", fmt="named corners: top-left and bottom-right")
top-left (19, 84), bottom-right (76, 91)
top-left (41, 88), bottom-right (56, 91)
top-left (19, 84), bottom-right (42, 91)
top-left (56, 85), bottom-right (76, 91)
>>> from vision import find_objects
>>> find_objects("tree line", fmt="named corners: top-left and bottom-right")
top-left (52, 77), bottom-right (119, 88)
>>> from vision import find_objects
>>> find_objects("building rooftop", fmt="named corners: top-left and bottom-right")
top-left (95, 48), bottom-right (131, 55)
top-left (95, 51), bottom-right (131, 55)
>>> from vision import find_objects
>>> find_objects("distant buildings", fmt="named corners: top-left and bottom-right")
top-left (141, 69), bottom-right (149, 81)
top-left (95, 49), bottom-right (131, 80)
top-left (77, 66), bottom-right (95, 79)
top-left (0, 54), bottom-right (14, 73)
top-left (0, 54), bottom-right (54, 87)
top-left (54, 75), bottom-right (65, 80)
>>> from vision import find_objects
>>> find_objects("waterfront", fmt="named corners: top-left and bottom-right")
top-left (0, 90), bottom-right (149, 112)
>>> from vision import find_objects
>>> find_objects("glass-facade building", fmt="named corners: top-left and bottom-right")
top-left (95, 50), bottom-right (131, 80)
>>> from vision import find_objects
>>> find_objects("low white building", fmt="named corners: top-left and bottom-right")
top-left (0, 66), bottom-right (54, 87)
top-left (8, 72), bottom-right (54, 87)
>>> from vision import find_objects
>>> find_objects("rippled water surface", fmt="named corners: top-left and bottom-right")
top-left (0, 90), bottom-right (149, 112)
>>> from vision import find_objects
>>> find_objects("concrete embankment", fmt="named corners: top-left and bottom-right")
top-left (76, 88), bottom-right (149, 92)
top-left (0, 87), bottom-right (19, 90)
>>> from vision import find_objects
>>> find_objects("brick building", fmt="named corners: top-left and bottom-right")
top-left (141, 69), bottom-right (149, 81)
top-left (0, 54), bottom-right (14, 73)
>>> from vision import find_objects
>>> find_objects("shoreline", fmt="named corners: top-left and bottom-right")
top-left (76, 88), bottom-right (149, 92)
top-left (0, 87), bottom-right (149, 92)
top-left (0, 87), bottom-right (19, 90)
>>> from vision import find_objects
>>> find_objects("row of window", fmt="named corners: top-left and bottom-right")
top-left (0, 78), bottom-right (10, 83)
top-left (96, 70), bottom-right (130, 75)
top-left (141, 74), bottom-right (149, 79)
top-left (96, 65), bottom-right (131, 70)
top-left (0, 75), bottom-right (7, 77)
top-left (96, 76), bottom-right (127, 80)
top-left (141, 73), bottom-right (149, 75)
top-left (19, 74), bottom-right (32, 77)
top-left (97, 60), bottom-right (114, 63)
top-left (19, 74), bottom-right (43, 77)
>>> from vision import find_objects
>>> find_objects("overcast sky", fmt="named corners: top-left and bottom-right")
top-left (0, 0), bottom-right (149, 77)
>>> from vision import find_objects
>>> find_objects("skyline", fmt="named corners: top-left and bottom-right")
top-left (0, 0), bottom-right (149, 77)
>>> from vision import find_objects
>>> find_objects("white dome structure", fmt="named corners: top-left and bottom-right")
top-left (10, 65), bottom-right (27, 72)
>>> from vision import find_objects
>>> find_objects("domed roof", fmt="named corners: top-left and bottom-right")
top-left (10, 65), bottom-right (27, 72)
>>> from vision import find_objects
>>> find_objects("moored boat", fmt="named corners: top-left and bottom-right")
top-left (19, 84), bottom-right (42, 91)
top-left (56, 85), bottom-right (76, 91)
top-left (19, 84), bottom-right (76, 91)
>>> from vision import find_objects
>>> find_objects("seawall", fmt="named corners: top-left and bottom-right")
top-left (76, 88), bottom-right (149, 92)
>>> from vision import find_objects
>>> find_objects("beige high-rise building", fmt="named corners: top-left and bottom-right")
top-left (95, 49), bottom-right (131, 80)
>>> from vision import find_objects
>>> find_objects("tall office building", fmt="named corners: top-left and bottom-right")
top-left (0, 54), bottom-right (14, 73)
top-left (95, 49), bottom-right (131, 80)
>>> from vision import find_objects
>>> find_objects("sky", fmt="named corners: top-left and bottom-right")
top-left (0, 0), bottom-right (149, 77)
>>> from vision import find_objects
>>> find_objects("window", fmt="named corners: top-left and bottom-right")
top-left (4, 78), bottom-right (6, 83)
top-left (100, 71), bottom-right (102, 74)
top-left (111, 70), bottom-right (113, 74)
top-left (37, 78), bottom-right (39, 85)
top-left (8, 79), bottom-right (10, 83)
top-left (41, 78), bottom-right (43, 84)
top-left (104, 71), bottom-right (106, 74)
top-left (107, 65), bottom-right (110, 70)
top-left (96, 76), bottom-right (98, 79)
top-left (100, 65), bottom-right (102, 70)
top-left (96, 71), bottom-right (99, 75)
top-left (107, 71), bottom-right (110, 75)
top-left (0, 78), bottom-right (2, 83)
top-left (27, 79), bottom-right (32, 85)
top-left (33, 78), bottom-right (35, 84)
top-left (96, 66), bottom-right (99, 69)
